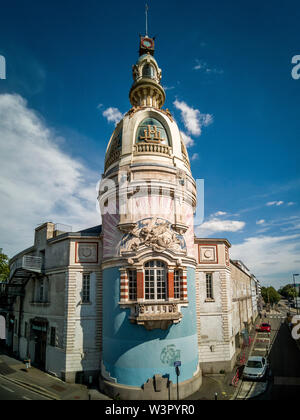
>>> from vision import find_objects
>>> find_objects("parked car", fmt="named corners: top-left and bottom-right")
top-left (259, 323), bottom-right (271, 333)
top-left (243, 356), bottom-right (268, 381)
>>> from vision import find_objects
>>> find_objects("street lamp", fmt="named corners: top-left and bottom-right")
top-left (293, 274), bottom-right (299, 315)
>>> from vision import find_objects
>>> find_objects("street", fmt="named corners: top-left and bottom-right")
top-left (0, 375), bottom-right (50, 400)
top-left (254, 316), bottom-right (300, 400)
top-left (239, 301), bottom-right (300, 400)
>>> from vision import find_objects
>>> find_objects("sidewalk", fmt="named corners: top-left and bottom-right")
top-left (0, 348), bottom-right (109, 400)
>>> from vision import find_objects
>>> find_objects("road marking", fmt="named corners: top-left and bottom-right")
top-left (0, 384), bottom-right (14, 393)
top-left (22, 396), bottom-right (32, 400)
top-left (256, 339), bottom-right (270, 343)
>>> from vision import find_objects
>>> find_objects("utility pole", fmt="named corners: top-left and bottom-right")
top-left (293, 274), bottom-right (299, 315)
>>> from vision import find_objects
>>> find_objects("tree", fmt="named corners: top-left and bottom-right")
top-left (0, 252), bottom-right (10, 283)
top-left (278, 284), bottom-right (297, 300)
top-left (261, 286), bottom-right (281, 306)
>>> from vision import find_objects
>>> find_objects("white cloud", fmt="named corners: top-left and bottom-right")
top-left (214, 211), bottom-right (227, 217)
top-left (163, 85), bottom-right (175, 91)
top-left (230, 234), bottom-right (300, 287)
top-left (180, 131), bottom-right (194, 148)
top-left (0, 94), bottom-right (100, 257)
top-left (193, 59), bottom-right (224, 75)
top-left (173, 100), bottom-right (213, 137)
top-left (191, 153), bottom-right (199, 161)
top-left (288, 202), bottom-right (296, 206)
top-left (266, 201), bottom-right (284, 206)
top-left (102, 107), bottom-right (123, 125)
top-left (193, 60), bottom-right (207, 71)
top-left (256, 219), bottom-right (265, 225)
top-left (196, 218), bottom-right (245, 236)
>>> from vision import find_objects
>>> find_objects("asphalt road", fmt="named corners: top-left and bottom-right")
top-left (253, 308), bottom-right (300, 400)
top-left (0, 376), bottom-right (50, 400)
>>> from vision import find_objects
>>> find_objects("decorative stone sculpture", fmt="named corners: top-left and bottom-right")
top-left (119, 217), bottom-right (187, 254)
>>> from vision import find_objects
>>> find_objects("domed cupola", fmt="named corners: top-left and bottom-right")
top-left (129, 37), bottom-right (166, 108)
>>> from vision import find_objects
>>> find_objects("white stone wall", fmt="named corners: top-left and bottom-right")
top-left (64, 269), bottom-right (101, 379)
top-left (196, 266), bottom-right (236, 372)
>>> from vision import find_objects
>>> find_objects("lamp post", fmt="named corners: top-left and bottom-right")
top-left (293, 274), bottom-right (299, 315)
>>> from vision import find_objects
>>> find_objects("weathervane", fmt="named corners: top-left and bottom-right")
top-left (145, 3), bottom-right (149, 37)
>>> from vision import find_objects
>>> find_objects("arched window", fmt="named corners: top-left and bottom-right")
top-left (142, 64), bottom-right (156, 79)
top-left (144, 260), bottom-right (167, 301)
top-left (136, 118), bottom-right (170, 145)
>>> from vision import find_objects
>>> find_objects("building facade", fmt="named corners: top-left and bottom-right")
top-left (3, 222), bottom-right (102, 383)
top-left (1, 35), bottom-right (261, 400)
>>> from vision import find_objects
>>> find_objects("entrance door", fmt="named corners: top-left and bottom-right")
top-left (32, 323), bottom-right (47, 370)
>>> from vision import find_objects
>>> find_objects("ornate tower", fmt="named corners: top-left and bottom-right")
top-left (99, 35), bottom-right (201, 399)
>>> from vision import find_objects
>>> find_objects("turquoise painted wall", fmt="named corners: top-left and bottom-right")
top-left (102, 266), bottom-right (199, 387)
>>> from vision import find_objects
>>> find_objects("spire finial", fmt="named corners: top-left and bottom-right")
top-left (145, 3), bottom-right (149, 37)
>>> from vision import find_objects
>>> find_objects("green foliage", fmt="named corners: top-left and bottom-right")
top-left (0, 252), bottom-right (10, 283)
top-left (261, 286), bottom-right (281, 305)
top-left (278, 284), bottom-right (298, 299)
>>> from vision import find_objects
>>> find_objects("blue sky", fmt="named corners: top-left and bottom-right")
top-left (0, 0), bottom-right (300, 288)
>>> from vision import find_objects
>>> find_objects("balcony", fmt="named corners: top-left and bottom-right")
top-left (133, 143), bottom-right (172, 157)
top-left (129, 302), bottom-right (183, 330)
top-left (10, 255), bottom-right (43, 280)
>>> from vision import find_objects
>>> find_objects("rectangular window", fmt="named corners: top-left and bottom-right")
top-left (174, 270), bottom-right (181, 300)
top-left (145, 269), bottom-right (155, 300)
top-left (144, 261), bottom-right (167, 301)
top-left (128, 270), bottom-right (137, 301)
top-left (50, 327), bottom-right (56, 347)
top-left (82, 274), bottom-right (90, 303)
top-left (206, 273), bottom-right (213, 299)
top-left (156, 268), bottom-right (166, 300)
top-left (39, 279), bottom-right (44, 302)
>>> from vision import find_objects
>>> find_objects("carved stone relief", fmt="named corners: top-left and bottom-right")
top-left (119, 217), bottom-right (187, 254)
top-left (76, 243), bottom-right (98, 263)
top-left (199, 245), bottom-right (218, 264)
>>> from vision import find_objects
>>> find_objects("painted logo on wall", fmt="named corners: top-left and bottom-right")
top-left (160, 345), bottom-right (181, 366)
top-left (292, 315), bottom-right (300, 340)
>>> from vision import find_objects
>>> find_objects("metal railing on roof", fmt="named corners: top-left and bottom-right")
top-left (10, 255), bottom-right (43, 279)
top-left (54, 223), bottom-right (72, 233)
